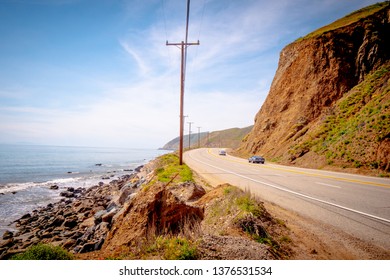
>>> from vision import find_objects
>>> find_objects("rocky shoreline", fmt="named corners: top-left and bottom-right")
top-left (0, 165), bottom-right (147, 259)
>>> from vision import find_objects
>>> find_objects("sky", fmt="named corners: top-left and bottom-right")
top-left (0, 0), bottom-right (381, 149)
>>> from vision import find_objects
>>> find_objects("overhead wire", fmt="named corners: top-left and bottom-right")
top-left (161, 0), bottom-right (173, 67)
top-left (184, 0), bottom-right (207, 132)
top-left (185, 0), bottom-right (207, 93)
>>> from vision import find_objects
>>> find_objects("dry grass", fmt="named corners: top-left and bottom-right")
top-left (296, 2), bottom-right (389, 42)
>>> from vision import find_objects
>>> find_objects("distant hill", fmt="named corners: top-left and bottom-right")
top-left (161, 126), bottom-right (253, 150)
top-left (238, 2), bottom-right (389, 175)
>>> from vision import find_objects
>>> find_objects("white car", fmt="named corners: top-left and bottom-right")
top-left (219, 150), bottom-right (227, 156)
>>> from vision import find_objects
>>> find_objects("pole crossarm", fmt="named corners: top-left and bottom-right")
top-left (166, 40), bottom-right (200, 46)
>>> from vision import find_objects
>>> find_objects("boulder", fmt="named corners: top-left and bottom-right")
top-left (78, 242), bottom-right (96, 254)
top-left (63, 217), bottom-right (78, 229)
top-left (49, 185), bottom-right (59, 190)
top-left (94, 210), bottom-right (107, 225)
top-left (62, 239), bottom-right (77, 250)
top-left (134, 165), bottom-right (144, 172)
top-left (118, 184), bottom-right (136, 205)
top-left (60, 191), bottom-right (74, 198)
top-left (0, 238), bottom-right (15, 249)
top-left (106, 201), bottom-right (118, 212)
top-left (48, 215), bottom-right (65, 228)
top-left (2, 231), bottom-right (14, 240)
top-left (102, 210), bottom-right (117, 224)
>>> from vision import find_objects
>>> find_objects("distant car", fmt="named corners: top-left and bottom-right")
top-left (219, 150), bottom-right (227, 156)
top-left (248, 156), bottom-right (265, 164)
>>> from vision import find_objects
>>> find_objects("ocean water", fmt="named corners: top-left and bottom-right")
top-left (0, 144), bottom-right (168, 236)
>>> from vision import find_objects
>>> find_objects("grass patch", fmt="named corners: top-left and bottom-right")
top-left (143, 153), bottom-right (194, 191)
top-left (155, 153), bottom-right (193, 183)
top-left (236, 194), bottom-right (265, 218)
top-left (145, 236), bottom-right (197, 260)
top-left (295, 2), bottom-right (389, 42)
top-left (11, 243), bottom-right (74, 260)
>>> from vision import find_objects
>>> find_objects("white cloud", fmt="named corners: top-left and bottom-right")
top-left (119, 41), bottom-right (150, 76)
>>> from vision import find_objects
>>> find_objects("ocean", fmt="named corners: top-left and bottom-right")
top-left (0, 144), bottom-right (169, 236)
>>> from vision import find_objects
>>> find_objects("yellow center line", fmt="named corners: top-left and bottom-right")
top-left (207, 149), bottom-right (390, 188)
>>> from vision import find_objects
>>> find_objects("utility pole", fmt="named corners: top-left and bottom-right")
top-left (188, 121), bottom-right (194, 150)
top-left (166, 0), bottom-right (199, 165)
top-left (197, 126), bottom-right (201, 148)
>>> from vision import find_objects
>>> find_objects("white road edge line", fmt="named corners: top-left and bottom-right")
top-left (315, 182), bottom-right (342, 189)
top-left (187, 152), bottom-right (390, 224)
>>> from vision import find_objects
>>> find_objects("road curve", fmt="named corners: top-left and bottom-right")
top-left (184, 148), bottom-right (390, 252)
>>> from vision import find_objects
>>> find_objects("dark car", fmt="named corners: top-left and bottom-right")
top-left (248, 156), bottom-right (265, 164)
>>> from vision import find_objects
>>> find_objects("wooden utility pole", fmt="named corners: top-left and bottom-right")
top-left (166, 0), bottom-right (199, 165)
top-left (188, 121), bottom-right (194, 149)
top-left (197, 126), bottom-right (201, 148)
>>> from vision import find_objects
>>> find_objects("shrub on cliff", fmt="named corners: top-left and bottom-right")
top-left (11, 243), bottom-right (74, 260)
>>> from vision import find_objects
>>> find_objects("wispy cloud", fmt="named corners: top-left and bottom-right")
top-left (119, 40), bottom-right (150, 76)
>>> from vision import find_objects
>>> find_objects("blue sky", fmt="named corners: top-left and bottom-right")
top-left (0, 0), bottom-right (380, 148)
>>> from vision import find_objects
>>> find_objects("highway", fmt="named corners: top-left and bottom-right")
top-left (184, 148), bottom-right (390, 253)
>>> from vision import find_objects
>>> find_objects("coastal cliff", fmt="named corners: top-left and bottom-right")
top-left (239, 2), bottom-right (390, 174)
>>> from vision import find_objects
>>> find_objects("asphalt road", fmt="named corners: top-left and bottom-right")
top-left (184, 148), bottom-right (390, 251)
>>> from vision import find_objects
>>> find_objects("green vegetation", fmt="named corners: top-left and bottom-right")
top-left (144, 153), bottom-right (193, 191)
top-left (145, 236), bottom-right (197, 260)
top-left (290, 63), bottom-right (390, 171)
top-left (295, 1), bottom-right (389, 42)
top-left (105, 232), bottom-right (199, 260)
top-left (11, 243), bottom-right (74, 260)
top-left (236, 193), bottom-right (265, 218)
top-left (155, 153), bottom-right (193, 182)
top-left (208, 185), bottom-right (269, 224)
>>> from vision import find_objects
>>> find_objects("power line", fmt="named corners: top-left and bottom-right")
top-left (184, 0), bottom-right (206, 108)
top-left (184, 0), bottom-right (191, 82)
top-left (197, 0), bottom-right (207, 42)
top-left (161, 0), bottom-right (169, 43)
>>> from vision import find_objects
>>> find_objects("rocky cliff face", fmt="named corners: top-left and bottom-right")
top-left (240, 2), bottom-right (390, 174)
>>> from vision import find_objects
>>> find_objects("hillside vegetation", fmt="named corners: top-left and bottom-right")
top-left (290, 63), bottom-right (389, 172)
top-left (296, 1), bottom-right (389, 42)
